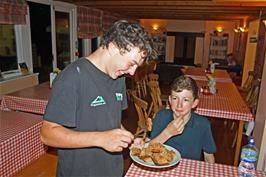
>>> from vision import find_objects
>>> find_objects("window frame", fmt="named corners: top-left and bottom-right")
top-left (0, 20), bottom-right (32, 78)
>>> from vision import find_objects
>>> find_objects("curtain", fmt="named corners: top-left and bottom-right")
top-left (102, 11), bottom-right (139, 32)
top-left (77, 6), bottom-right (102, 39)
top-left (0, 0), bottom-right (28, 24)
top-left (102, 11), bottom-right (119, 32)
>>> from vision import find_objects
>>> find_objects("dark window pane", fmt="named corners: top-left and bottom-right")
top-left (0, 24), bottom-right (18, 72)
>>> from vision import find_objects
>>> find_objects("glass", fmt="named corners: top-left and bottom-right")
top-left (0, 24), bottom-right (18, 72)
top-left (55, 11), bottom-right (70, 70)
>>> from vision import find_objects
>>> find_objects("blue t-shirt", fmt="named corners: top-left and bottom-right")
top-left (150, 109), bottom-right (216, 160)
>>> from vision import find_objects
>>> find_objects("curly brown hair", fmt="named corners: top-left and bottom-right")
top-left (100, 20), bottom-right (157, 61)
top-left (170, 75), bottom-right (199, 100)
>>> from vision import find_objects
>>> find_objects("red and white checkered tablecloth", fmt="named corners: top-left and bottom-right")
top-left (184, 68), bottom-right (231, 79)
top-left (0, 96), bottom-right (48, 115)
top-left (184, 67), bottom-right (232, 83)
top-left (186, 74), bottom-right (232, 83)
top-left (125, 159), bottom-right (266, 177)
top-left (0, 82), bottom-right (50, 115)
top-left (195, 81), bottom-right (253, 122)
top-left (0, 111), bottom-right (47, 177)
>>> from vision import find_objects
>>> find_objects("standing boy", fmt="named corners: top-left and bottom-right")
top-left (41, 20), bottom-right (156, 176)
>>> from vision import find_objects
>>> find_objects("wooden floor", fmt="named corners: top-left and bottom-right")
top-left (13, 82), bottom-right (248, 177)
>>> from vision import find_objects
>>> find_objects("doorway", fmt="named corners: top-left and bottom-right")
top-left (28, 1), bottom-right (77, 83)
top-left (167, 32), bottom-right (204, 66)
top-left (28, 1), bottom-right (53, 83)
top-left (174, 35), bottom-right (196, 65)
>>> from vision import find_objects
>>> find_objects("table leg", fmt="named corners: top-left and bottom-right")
top-left (234, 120), bottom-right (244, 166)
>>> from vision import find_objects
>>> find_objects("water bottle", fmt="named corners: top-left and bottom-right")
top-left (208, 77), bottom-right (216, 95)
top-left (238, 137), bottom-right (258, 177)
top-left (210, 63), bottom-right (215, 74)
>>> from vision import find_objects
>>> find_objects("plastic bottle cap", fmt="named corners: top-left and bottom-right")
top-left (248, 138), bottom-right (255, 145)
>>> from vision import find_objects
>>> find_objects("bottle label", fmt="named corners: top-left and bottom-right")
top-left (240, 148), bottom-right (257, 163)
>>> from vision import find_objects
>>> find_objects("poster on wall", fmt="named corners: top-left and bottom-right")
top-left (249, 37), bottom-right (257, 43)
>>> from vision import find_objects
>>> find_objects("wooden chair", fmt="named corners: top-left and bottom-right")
top-left (230, 75), bottom-right (258, 130)
top-left (238, 71), bottom-right (254, 92)
top-left (131, 91), bottom-right (152, 139)
top-left (134, 80), bottom-right (142, 98)
top-left (134, 77), bottom-right (147, 99)
top-left (146, 81), bottom-right (168, 118)
top-left (148, 73), bottom-right (159, 82)
top-left (232, 79), bottom-right (261, 148)
top-left (245, 79), bottom-right (261, 114)
top-left (134, 65), bottom-right (148, 99)
top-left (147, 60), bottom-right (158, 74)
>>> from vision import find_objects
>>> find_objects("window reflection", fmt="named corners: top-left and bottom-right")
top-left (0, 24), bottom-right (18, 73)
top-left (55, 11), bottom-right (70, 70)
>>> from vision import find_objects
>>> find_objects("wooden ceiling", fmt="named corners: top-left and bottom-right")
top-left (62, 0), bottom-right (266, 21)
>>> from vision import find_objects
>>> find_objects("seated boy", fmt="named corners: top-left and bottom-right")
top-left (149, 75), bottom-right (216, 163)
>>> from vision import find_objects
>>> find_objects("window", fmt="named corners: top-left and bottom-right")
top-left (91, 37), bottom-right (99, 53)
top-left (0, 24), bottom-right (19, 73)
top-left (78, 38), bottom-right (92, 57)
top-left (78, 38), bottom-right (83, 57)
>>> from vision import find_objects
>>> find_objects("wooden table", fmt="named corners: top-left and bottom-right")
top-left (0, 82), bottom-right (50, 115)
top-left (125, 159), bottom-right (266, 177)
top-left (195, 80), bottom-right (253, 166)
top-left (184, 67), bottom-right (232, 82)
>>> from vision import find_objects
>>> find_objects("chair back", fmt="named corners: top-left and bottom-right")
top-left (148, 73), bottom-right (159, 82)
top-left (147, 60), bottom-right (158, 73)
top-left (134, 65), bottom-right (148, 98)
top-left (131, 91), bottom-right (151, 138)
top-left (147, 81), bottom-right (163, 115)
top-left (245, 79), bottom-right (261, 114)
top-left (242, 71), bottom-right (254, 91)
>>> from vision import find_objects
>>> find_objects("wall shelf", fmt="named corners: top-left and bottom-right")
top-left (152, 32), bottom-right (166, 59)
top-left (209, 35), bottom-right (228, 61)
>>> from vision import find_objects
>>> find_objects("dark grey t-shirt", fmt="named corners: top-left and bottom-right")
top-left (44, 58), bottom-right (128, 177)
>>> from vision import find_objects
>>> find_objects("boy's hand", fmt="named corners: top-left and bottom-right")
top-left (130, 138), bottom-right (145, 148)
top-left (99, 128), bottom-right (134, 152)
top-left (165, 116), bottom-right (185, 137)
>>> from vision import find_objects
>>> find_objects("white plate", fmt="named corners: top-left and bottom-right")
top-left (130, 143), bottom-right (181, 168)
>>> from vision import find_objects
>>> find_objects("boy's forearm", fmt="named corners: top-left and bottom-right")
top-left (151, 129), bottom-right (172, 144)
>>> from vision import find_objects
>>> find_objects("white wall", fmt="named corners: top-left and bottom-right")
top-left (166, 20), bottom-right (205, 32)
top-left (195, 37), bottom-right (204, 65)
top-left (140, 19), bottom-right (236, 67)
top-left (254, 51), bottom-right (266, 171)
top-left (242, 20), bottom-right (260, 86)
top-left (165, 36), bottom-right (175, 62)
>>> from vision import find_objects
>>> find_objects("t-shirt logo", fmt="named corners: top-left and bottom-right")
top-left (90, 96), bottom-right (106, 106)
top-left (115, 93), bottom-right (123, 101)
